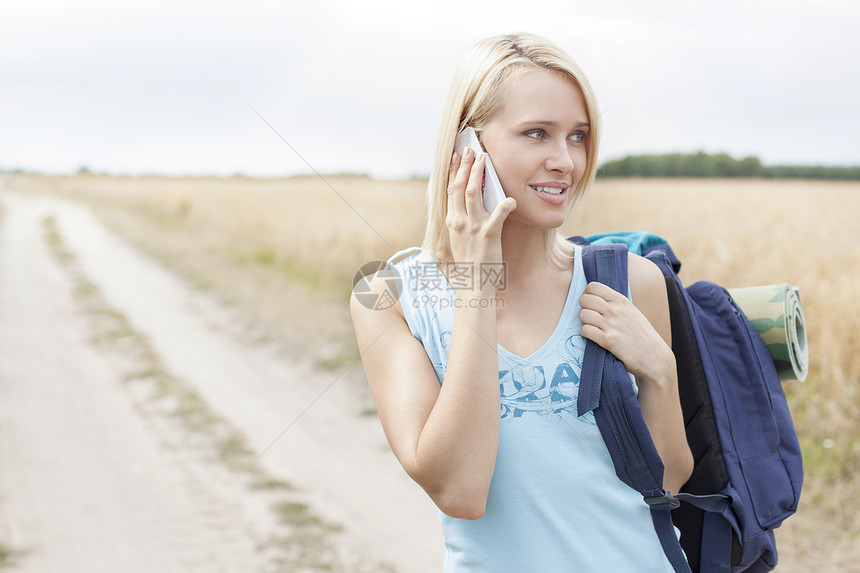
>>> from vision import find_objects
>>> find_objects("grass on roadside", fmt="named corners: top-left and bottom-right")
top-left (0, 541), bottom-right (28, 570)
top-left (41, 214), bottom-right (349, 573)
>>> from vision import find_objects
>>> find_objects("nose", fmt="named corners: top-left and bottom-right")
top-left (544, 142), bottom-right (575, 174)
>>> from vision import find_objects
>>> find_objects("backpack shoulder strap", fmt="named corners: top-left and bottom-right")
top-left (578, 243), bottom-right (628, 415)
top-left (580, 243), bottom-right (694, 573)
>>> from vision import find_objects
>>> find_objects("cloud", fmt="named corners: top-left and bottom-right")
top-left (1, 0), bottom-right (857, 176)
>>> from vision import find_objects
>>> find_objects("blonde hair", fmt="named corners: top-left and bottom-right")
top-left (421, 32), bottom-right (601, 268)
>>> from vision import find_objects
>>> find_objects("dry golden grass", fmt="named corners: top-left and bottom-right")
top-left (5, 172), bottom-right (859, 571)
top-left (1, 173), bottom-right (426, 362)
top-left (4, 173), bottom-right (426, 283)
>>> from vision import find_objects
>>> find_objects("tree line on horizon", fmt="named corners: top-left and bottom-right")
top-left (3, 151), bottom-right (859, 181)
top-left (598, 152), bottom-right (860, 180)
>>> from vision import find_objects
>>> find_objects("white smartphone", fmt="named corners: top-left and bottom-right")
top-left (454, 127), bottom-right (506, 214)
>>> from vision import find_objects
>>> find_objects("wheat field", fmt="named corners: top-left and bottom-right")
top-left (4, 173), bottom-right (859, 571)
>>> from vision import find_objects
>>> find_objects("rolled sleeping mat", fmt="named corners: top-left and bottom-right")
top-left (728, 284), bottom-right (808, 382)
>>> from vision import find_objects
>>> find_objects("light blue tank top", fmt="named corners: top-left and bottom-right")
top-left (389, 246), bottom-right (677, 573)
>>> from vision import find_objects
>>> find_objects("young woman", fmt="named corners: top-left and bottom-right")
top-left (351, 32), bottom-right (693, 572)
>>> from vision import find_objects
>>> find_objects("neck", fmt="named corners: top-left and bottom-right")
top-left (499, 218), bottom-right (560, 290)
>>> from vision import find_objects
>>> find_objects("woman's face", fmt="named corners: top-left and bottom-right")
top-left (478, 66), bottom-right (589, 230)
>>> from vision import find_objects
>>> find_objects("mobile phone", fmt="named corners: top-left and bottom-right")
top-left (454, 127), bottom-right (506, 214)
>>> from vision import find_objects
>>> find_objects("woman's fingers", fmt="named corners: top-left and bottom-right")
top-left (578, 279), bottom-right (672, 381)
top-left (580, 283), bottom-right (626, 314)
top-left (579, 282), bottom-right (632, 345)
top-left (464, 152), bottom-right (486, 218)
top-left (486, 196), bottom-right (517, 233)
top-left (582, 280), bottom-right (625, 300)
top-left (446, 151), bottom-right (460, 216)
top-left (578, 307), bottom-right (603, 325)
top-left (445, 146), bottom-right (512, 267)
top-left (448, 148), bottom-right (497, 220)
top-left (447, 147), bottom-right (474, 219)
top-left (579, 303), bottom-right (622, 353)
top-left (447, 151), bottom-right (460, 188)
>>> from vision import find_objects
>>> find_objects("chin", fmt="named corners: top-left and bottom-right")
top-left (550, 213), bottom-right (568, 228)
top-left (536, 208), bottom-right (569, 229)
top-left (512, 212), bottom-right (567, 232)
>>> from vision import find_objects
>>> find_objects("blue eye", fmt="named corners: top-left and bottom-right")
top-left (569, 131), bottom-right (587, 143)
top-left (524, 129), bottom-right (546, 139)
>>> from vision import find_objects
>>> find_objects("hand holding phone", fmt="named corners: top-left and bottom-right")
top-left (454, 127), bottom-right (506, 214)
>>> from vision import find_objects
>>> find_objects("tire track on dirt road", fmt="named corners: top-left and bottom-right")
top-left (0, 192), bottom-right (282, 571)
top-left (0, 188), bottom-right (442, 572)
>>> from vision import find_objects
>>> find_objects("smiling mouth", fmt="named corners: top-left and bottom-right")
top-left (530, 185), bottom-right (566, 195)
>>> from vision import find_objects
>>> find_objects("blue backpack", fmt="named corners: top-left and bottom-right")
top-left (571, 232), bottom-right (803, 573)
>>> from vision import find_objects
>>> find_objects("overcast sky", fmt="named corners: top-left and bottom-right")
top-left (1, 0), bottom-right (858, 179)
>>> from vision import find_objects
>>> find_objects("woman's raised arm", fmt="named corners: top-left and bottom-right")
top-left (350, 149), bottom-right (516, 519)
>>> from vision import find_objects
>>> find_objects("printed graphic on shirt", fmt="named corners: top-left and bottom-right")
top-left (498, 328), bottom-right (590, 422)
top-left (499, 364), bottom-right (569, 419)
top-left (557, 329), bottom-right (588, 364)
top-left (424, 321), bottom-right (593, 423)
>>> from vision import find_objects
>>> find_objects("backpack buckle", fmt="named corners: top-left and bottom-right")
top-left (644, 492), bottom-right (681, 511)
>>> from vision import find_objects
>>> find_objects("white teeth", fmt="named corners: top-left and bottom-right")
top-left (532, 186), bottom-right (564, 195)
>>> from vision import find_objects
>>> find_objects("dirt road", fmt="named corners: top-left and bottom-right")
top-left (0, 188), bottom-right (443, 572)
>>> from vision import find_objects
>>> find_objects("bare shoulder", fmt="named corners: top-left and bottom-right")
top-left (627, 252), bottom-right (671, 345)
top-left (349, 269), bottom-right (406, 338)
top-left (349, 270), bottom-right (417, 374)
top-left (627, 252), bottom-right (667, 301)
